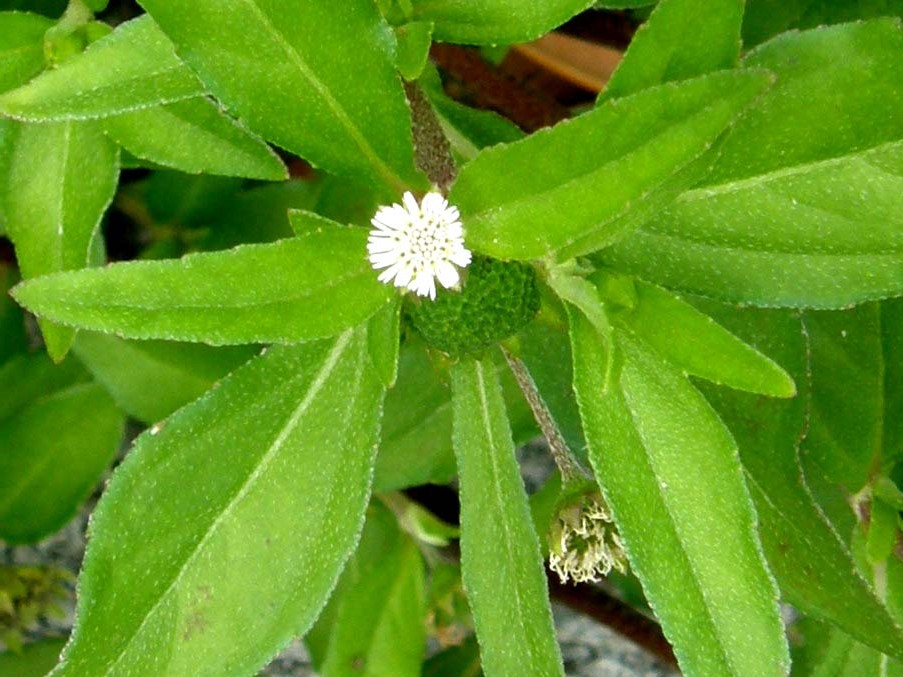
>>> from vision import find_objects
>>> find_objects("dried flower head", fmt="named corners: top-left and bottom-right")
top-left (549, 494), bottom-right (627, 584)
top-left (367, 191), bottom-right (472, 300)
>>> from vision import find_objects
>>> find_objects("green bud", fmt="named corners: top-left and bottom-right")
top-left (406, 255), bottom-right (540, 356)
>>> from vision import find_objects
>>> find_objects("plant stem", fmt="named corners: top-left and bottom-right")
top-left (501, 346), bottom-right (582, 481)
top-left (403, 81), bottom-right (457, 193)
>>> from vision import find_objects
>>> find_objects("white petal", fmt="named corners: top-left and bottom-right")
top-left (436, 261), bottom-right (460, 289)
top-left (402, 191), bottom-right (420, 215)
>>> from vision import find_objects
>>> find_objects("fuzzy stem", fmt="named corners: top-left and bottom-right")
top-left (501, 346), bottom-right (582, 481)
top-left (403, 81), bottom-right (457, 193)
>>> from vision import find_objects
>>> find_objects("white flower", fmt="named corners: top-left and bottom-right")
top-left (367, 191), bottom-right (472, 300)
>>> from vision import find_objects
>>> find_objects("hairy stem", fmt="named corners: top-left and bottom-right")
top-left (501, 346), bottom-right (582, 481)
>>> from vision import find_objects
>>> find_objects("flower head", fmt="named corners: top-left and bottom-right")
top-left (368, 191), bottom-right (472, 300)
top-left (549, 493), bottom-right (628, 584)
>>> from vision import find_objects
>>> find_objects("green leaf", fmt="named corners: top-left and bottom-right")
top-left (0, 639), bottom-right (68, 677)
top-left (0, 15), bottom-right (204, 120)
top-left (137, 0), bottom-right (422, 194)
top-left (603, 20), bottom-right (903, 309)
top-left (696, 303), bottom-right (903, 661)
top-left (321, 503), bottom-right (426, 677)
top-left (601, 0), bottom-right (743, 101)
top-left (0, 352), bottom-right (87, 420)
top-left (518, 319), bottom-right (587, 461)
top-left (0, 11), bottom-right (53, 93)
top-left (607, 278), bottom-right (796, 397)
top-left (450, 70), bottom-right (771, 261)
top-left (0, 265), bottom-right (27, 363)
top-left (450, 357), bottom-right (564, 677)
top-left (742, 0), bottom-right (903, 47)
top-left (72, 332), bottom-right (256, 424)
top-left (0, 119), bottom-right (119, 359)
top-left (52, 327), bottom-right (385, 676)
top-left (13, 229), bottom-right (393, 345)
top-left (375, 342), bottom-right (535, 491)
top-left (410, 0), bottom-right (594, 45)
top-left (0, 0), bottom-right (66, 15)
top-left (419, 65), bottom-right (523, 162)
top-left (801, 304), bottom-right (888, 492)
top-left (0, 382), bottom-right (123, 543)
top-left (395, 21), bottom-right (433, 81)
top-left (102, 97), bottom-right (287, 180)
top-left (366, 298), bottom-right (401, 388)
top-left (569, 309), bottom-right (789, 676)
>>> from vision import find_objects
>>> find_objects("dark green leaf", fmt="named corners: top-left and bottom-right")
top-left (601, 0), bottom-right (742, 101)
top-left (0, 265), bottom-right (27, 363)
top-left (0, 119), bottom-right (119, 359)
top-left (450, 70), bottom-right (771, 261)
top-left (374, 342), bottom-right (535, 492)
top-left (410, 0), bottom-right (594, 45)
top-left (321, 503), bottom-right (426, 677)
top-left (697, 303), bottom-right (903, 661)
top-left (72, 332), bottom-right (256, 424)
top-left (13, 229), bottom-right (392, 345)
top-left (0, 382), bottom-right (123, 543)
top-left (0, 639), bottom-right (68, 677)
top-left (742, 0), bottom-right (903, 47)
top-left (603, 20), bottom-right (903, 309)
top-left (0, 11), bottom-right (53, 93)
top-left (419, 65), bottom-right (523, 162)
top-left (0, 352), bottom-right (87, 420)
top-left (0, 16), bottom-right (204, 120)
top-left (801, 304), bottom-right (887, 492)
top-left (138, 0), bottom-right (422, 193)
top-left (52, 327), bottom-right (385, 676)
top-left (569, 310), bottom-right (789, 676)
top-left (102, 97), bottom-right (287, 180)
top-left (451, 357), bottom-right (564, 677)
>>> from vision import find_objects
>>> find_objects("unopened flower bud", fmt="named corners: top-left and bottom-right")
top-left (548, 493), bottom-right (627, 584)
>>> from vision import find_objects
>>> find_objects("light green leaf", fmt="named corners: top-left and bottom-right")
top-left (0, 11), bottom-right (53, 93)
top-left (0, 119), bottom-right (119, 359)
top-left (603, 20), bottom-right (903, 309)
top-left (72, 332), bottom-right (256, 424)
top-left (450, 357), bottom-right (564, 677)
top-left (138, 0), bottom-right (422, 194)
top-left (607, 279), bottom-right (796, 397)
top-left (395, 21), bottom-right (433, 81)
top-left (321, 503), bottom-right (426, 677)
top-left (366, 299), bottom-right (401, 388)
top-left (410, 0), bottom-right (594, 45)
top-left (52, 327), bottom-right (385, 677)
top-left (569, 309), bottom-right (789, 676)
top-left (450, 70), bottom-right (771, 261)
top-left (0, 15), bottom-right (204, 120)
top-left (13, 230), bottom-right (392, 345)
top-left (696, 303), bottom-right (903, 661)
top-left (102, 97), bottom-right (287, 180)
top-left (0, 382), bottom-right (123, 543)
top-left (601, 0), bottom-right (742, 101)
